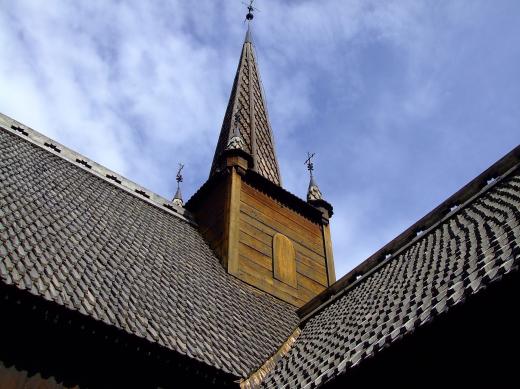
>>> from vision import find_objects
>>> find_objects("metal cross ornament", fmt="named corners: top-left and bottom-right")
top-left (176, 163), bottom-right (184, 186)
top-left (243, 0), bottom-right (260, 21)
top-left (304, 152), bottom-right (316, 177)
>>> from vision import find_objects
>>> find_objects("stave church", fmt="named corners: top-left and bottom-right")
top-left (0, 10), bottom-right (519, 389)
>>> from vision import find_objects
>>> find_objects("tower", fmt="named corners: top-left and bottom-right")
top-left (186, 23), bottom-right (335, 307)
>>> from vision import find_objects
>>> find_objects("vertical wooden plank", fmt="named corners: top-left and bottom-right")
top-left (323, 224), bottom-right (336, 285)
top-left (227, 167), bottom-right (242, 275)
top-left (191, 177), bottom-right (229, 269)
top-left (220, 175), bottom-right (231, 269)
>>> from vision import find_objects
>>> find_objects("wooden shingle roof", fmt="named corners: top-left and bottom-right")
top-left (2, 111), bottom-right (519, 387)
top-left (259, 146), bottom-right (520, 388)
top-left (0, 117), bottom-right (298, 379)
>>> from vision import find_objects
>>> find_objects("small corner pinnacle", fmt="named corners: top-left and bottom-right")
top-left (173, 163), bottom-right (184, 207)
top-left (305, 152), bottom-right (323, 201)
top-left (173, 187), bottom-right (183, 207)
top-left (226, 106), bottom-right (247, 151)
top-left (307, 177), bottom-right (323, 202)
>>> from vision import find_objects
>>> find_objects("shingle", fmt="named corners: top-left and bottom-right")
top-left (0, 127), bottom-right (298, 378)
top-left (209, 35), bottom-right (282, 186)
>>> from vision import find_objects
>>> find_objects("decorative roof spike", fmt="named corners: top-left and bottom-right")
top-left (226, 106), bottom-right (246, 151)
top-left (305, 152), bottom-right (323, 202)
top-left (173, 163), bottom-right (184, 207)
top-left (245, 0), bottom-right (258, 22)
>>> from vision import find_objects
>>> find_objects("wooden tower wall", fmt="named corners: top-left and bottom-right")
top-left (189, 173), bottom-right (231, 268)
top-left (188, 166), bottom-right (335, 307)
top-left (237, 181), bottom-right (332, 306)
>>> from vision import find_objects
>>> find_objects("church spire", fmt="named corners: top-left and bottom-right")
top-left (209, 21), bottom-right (282, 186)
top-left (186, 5), bottom-right (335, 306)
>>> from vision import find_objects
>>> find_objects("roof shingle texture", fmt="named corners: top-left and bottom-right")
top-left (210, 35), bottom-right (282, 186)
top-left (0, 127), bottom-right (298, 378)
top-left (262, 170), bottom-right (520, 388)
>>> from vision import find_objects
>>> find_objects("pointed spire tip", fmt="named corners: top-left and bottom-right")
top-left (173, 187), bottom-right (184, 207)
top-left (209, 10), bottom-right (282, 186)
top-left (245, 24), bottom-right (252, 43)
top-left (307, 177), bottom-right (323, 202)
top-left (305, 152), bottom-right (323, 201)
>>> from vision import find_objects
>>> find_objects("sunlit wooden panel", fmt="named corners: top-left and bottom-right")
top-left (273, 233), bottom-right (297, 288)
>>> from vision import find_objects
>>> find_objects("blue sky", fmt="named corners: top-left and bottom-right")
top-left (1, 1), bottom-right (519, 278)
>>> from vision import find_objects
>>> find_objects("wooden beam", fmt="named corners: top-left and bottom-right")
top-left (247, 43), bottom-right (257, 170)
top-left (226, 167), bottom-right (242, 275)
top-left (323, 224), bottom-right (336, 285)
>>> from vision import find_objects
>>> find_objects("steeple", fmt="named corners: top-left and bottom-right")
top-left (187, 9), bottom-right (335, 307)
top-left (210, 24), bottom-right (282, 186)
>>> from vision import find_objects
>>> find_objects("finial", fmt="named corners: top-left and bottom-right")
top-left (305, 152), bottom-right (315, 178)
top-left (173, 163), bottom-right (184, 207)
top-left (305, 152), bottom-right (323, 201)
top-left (243, 1), bottom-right (259, 43)
top-left (226, 104), bottom-right (246, 150)
top-left (244, 0), bottom-right (256, 21)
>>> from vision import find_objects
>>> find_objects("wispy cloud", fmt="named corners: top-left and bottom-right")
top-left (1, 0), bottom-right (519, 277)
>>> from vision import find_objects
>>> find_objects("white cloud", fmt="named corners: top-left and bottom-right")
top-left (1, 0), bottom-right (519, 278)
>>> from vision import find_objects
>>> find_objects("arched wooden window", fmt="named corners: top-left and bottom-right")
top-left (273, 233), bottom-right (297, 288)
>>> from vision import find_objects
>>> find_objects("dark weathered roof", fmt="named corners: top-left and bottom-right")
top-left (210, 26), bottom-right (282, 186)
top-left (261, 151), bottom-right (520, 388)
top-left (0, 121), bottom-right (298, 378)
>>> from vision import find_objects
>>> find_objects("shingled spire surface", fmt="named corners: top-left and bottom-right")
top-left (210, 26), bottom-right (282, 186)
